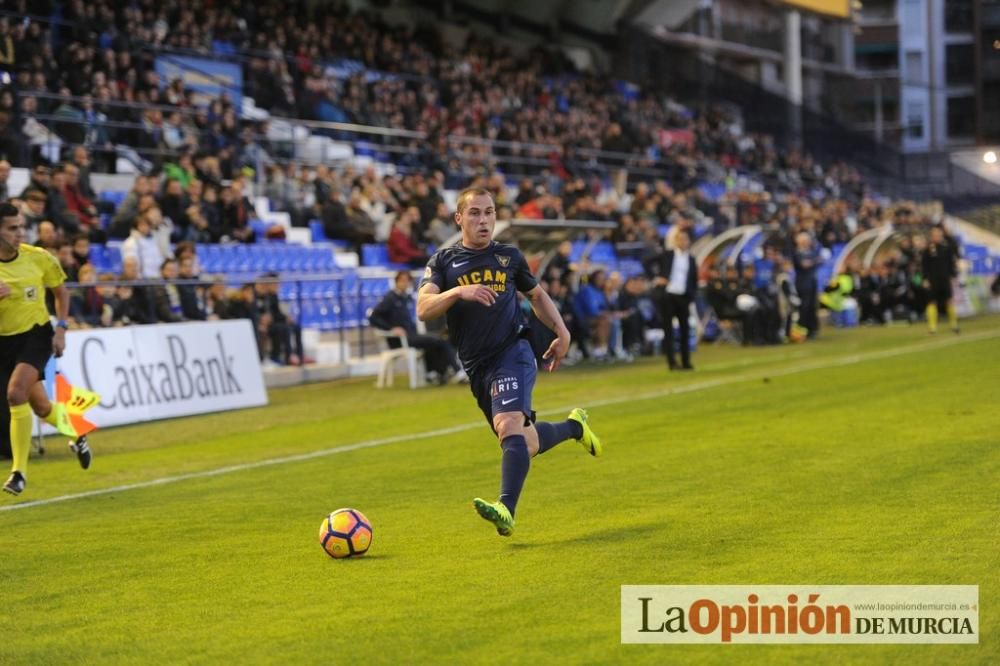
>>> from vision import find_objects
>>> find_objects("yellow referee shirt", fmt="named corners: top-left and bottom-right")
top-left (0, 243), bottom-right (67, 336)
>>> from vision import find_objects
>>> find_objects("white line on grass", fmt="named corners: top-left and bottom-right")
top-left (2, 328), bottom-right (996, 513)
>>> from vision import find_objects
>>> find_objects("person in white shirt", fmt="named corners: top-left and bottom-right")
top-left (644, 229), bottom-right (698, 370)
top-left (121, 214), bottom-right (168, 280)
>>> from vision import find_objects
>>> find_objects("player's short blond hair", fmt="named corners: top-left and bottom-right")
top-left (455, 187), bottom-right (494, 214)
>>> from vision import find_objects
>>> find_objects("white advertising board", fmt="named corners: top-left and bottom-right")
top-left (55, 320), bottom-right (268, 429)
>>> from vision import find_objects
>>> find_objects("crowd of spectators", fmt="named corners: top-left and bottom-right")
top-left (0, 1), bottom-right (867, 193)
top-left (0, 138), bottom-right (957, 369)
top-left (525, 199), bottom-right (954, 364)
top-left (50, 237), bottom-right (304, 366)
top-left (0, 0), bottom-right (872, 248)
top-left (0, 0), bottom-right (985, 371)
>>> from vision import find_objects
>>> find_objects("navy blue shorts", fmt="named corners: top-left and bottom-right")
top-left (470, 339), bottom-right (537, 430)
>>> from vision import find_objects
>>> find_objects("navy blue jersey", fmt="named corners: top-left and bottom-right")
top-left (420, 242), bottom-right (537, 374)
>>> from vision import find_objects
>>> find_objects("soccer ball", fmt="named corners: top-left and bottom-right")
top-left (319, 508), bottom-right (373, 559)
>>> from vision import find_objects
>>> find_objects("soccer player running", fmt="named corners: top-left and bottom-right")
top-left (921, 225), bottom-right (960, 335)
top-left (0, 203), bottom-right (90, 496)
top-left (417, 188), bottom-right (602, 537)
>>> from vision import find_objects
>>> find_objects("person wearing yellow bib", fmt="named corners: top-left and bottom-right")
top-left (0, 202), bottom-right (73, 495)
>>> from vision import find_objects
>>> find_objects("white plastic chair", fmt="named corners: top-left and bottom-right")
top-left (373, 329), bottom-right (426, 389)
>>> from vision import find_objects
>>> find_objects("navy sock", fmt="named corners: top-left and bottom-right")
top-left (535, 420), bottom-right (583, 454)
top-left (498, 435), bottom-right (530, 516)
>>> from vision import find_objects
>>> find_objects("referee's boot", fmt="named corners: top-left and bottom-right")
top-left (70, 435), bottom-right (92, 470)
top-left (3, 471), bottom-right (26, 496)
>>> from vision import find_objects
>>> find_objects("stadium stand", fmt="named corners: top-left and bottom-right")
top-left (1, 1), bottom-right (998, 368)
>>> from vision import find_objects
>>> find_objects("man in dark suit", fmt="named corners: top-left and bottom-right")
top-left (644, 229), bottom-right (698, 370)
top-left (255, 273), bottom-right (304, 365)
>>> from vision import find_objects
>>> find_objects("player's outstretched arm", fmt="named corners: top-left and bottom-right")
top-left (525, 286), bottom-right (571, 371)
top-left (416, 282), bottom-right (496, 321)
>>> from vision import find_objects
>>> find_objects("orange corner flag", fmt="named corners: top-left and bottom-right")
top-left (53, 374), bottom-right (101, 438)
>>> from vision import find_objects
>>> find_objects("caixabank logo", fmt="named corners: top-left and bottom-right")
top-left (621, 586), bottom-right (978, 644)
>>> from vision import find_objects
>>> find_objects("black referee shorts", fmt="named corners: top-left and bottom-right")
top-left (929, 280), bottom-right (953, 311)
top-left (0, 323), bottom-right (54, 380)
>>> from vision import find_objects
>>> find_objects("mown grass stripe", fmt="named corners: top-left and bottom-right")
top-left (2, 329), bottom-right (995, 513)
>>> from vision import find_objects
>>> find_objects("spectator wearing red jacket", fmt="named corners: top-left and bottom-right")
top-left (388, 206), bottom-right (430, 268)
top-left (61, 162), bottom-right (101, 240)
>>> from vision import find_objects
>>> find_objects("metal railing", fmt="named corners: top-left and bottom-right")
top-left (62, 272), bottom-right (410, 360)
top-left (16, 90), bottom-right (675, 186)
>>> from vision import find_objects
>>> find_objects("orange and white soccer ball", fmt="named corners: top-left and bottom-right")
top-left (319, 508), bottom-right (373, 559)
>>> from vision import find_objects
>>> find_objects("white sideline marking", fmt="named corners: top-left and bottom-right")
top-left (2, 329), bottom-right (996, 513)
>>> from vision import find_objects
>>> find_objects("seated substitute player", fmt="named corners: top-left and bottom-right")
top-left (0, 203), bottom-right (90, 496)
top-left (369, 270), bottom-right (464, 384)
top-left (416, 188), bottom-right (602, 537)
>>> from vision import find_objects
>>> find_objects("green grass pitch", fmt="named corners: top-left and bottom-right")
top-left (1, 317), bottom-right (998, 664)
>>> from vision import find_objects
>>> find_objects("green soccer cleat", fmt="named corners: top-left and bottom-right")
top-left (472, 498), bottom-right (515, 537)
top-left (568, 407), bottom-right (602, 457)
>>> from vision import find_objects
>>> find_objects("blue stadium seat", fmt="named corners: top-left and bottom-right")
top-left (250, 219), bottom-right (273, 241)
top-left (213, 251), bottom-right (234, 275)
top-left (309, 220), bottom-right (327, 242)
top-left (279, 281), bottom-right (299, 301)
top-left (303, 248), bottom-right (323, 273)
top-left (963, 244), bottom-right (988, 261)
top-left (970, 258), bottom-right (989, 275)
top-left (816, 264), bottom-right (835, 291)
top-left (361, 277), bottom-right (390, 312)
top-left (362, 244), bottom-right (389, 267)
top-left (212, 40), bottom-right (237, 55)
top-left (316, 248), bottom-right (336, 272)
top-left (299, 301), bottom-right (321, 328)
top-left (339, 275), bottom-right (361, 327)
top-left (289, 245), bottom-right (309, 271)
top-left (589, 241), bottom-right (616, 264)
top-left (696, 182), bottom-right (727, 203)
top-left (319, 280), bottom-right (339, 299)
top-left (100, 191), bottom-right (127, 208)
top-left (618, 258), bottom-right (644, 277)
top-left (282, 246), bottom-right (306, 274)
top-left (105, 245), bottom-right (122, 274)
top-left (262, 247), bottom-right (282, 272)
top-left (753, 258), bottom-right (775, 289)
top-left (327, 299), bottom-right (346, 330)
top-left (88, 244), bottom-right (107, 272)
top-left (298, 280), bottom-right (320, 300)
top-left (196, 243), bottom-right (218, 259)
top-left (316, 299), bottom-right (343, 331)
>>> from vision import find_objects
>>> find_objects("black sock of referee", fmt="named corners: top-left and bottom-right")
top-left (498, 435), bottom-right (529, 516)
top-left (535, 420), bottom-right (583, 455)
